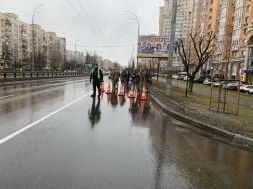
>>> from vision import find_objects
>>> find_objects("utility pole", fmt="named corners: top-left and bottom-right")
top-left (32, 3), bottom-right (45, 72)
top-left (75, 36), bottom-right (82, 71)
top-left (165, 0), bottom-right (177, 96)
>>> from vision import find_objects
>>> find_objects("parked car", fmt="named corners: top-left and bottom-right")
top-left (227, 82), bottom-right (240, 91)
top-left (248, 88), bottom-right (253, 94)
top-left (221, 81), bottom-right (233, 89)
top-left (203, 78), bottom-right (211, 85)
top-left (240, 85), bottom-right (253, 93)
top-left (193, 77), bottom-right (206, 83)
top-left (172, 74), bottom-right (178, 79)
top-left (183, 76), bottom-right (189, 81)
top-left (177, 75), bottom-right (185, 80)
top-left (212, 80), bottom-right (220, 87)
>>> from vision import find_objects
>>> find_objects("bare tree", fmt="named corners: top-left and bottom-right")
top-left (1, 44), bottom-right (12, 69)
top-left (177, 32), bottom-right (216, 92)
top-left (64, 59), bottom-right (75, 70)
top-left (85, 52), bottom-right (97, 66)
top-left (34, 51), bottom-right (47, 71)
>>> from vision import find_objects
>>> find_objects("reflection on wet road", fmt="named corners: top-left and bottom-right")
top-left (0, 78), bottom-right (253, 189)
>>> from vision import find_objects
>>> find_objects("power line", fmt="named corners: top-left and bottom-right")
top-left (68, 0), bottom-right (120, 62)
top-left (66, 0), bottom-right (94, 31)
top-left (80, 0), bottom-right (120, 61)
top-left (144, 0), bottom-right (163, 34)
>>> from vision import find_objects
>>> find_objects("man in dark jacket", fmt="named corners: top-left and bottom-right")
top-left (90, 64), bottom-right (103, 98)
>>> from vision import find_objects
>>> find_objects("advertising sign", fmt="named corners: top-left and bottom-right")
top-left (137, 35), bottom-right (177, 58)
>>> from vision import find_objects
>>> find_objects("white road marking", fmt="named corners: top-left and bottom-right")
top-left (0, 95), bottom-right (14, 99)
top-left (0, 93), bottom-right (91, 145)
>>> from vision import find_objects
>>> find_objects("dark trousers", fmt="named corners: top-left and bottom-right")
top-left (92, 80), bottom-right (101, 95)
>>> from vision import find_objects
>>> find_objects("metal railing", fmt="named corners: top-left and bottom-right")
top-left (0, 71), bottom-right (89, 80)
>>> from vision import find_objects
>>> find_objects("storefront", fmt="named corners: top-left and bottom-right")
top-left (244, 69), bottom-right (253, 85)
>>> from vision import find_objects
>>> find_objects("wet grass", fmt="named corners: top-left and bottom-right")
top-left (152, 79), bottom-right (253, 131)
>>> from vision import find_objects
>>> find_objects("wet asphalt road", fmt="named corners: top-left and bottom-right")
top-left (0, 77), bottom-right (253, 189)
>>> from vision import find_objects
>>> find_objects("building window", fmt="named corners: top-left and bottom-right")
top-left (245, 16), bottom-right (249, 24)
top-left (243, 39), bottom-right (247, 46)
top-left (232, 51), bottom-right (238, 57)
top-left (246, 5), bottom-right (250, 12)
top-left (241, 51), bottom-right (246, 57)
top-left (244, 28), bottom-right (247, 35)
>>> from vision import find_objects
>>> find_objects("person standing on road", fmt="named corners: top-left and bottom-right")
top-left (131, 69), bottom-right (141, 93)
top-left (126, 70), bottom-right (131, 90)
top-left (120, 67), bottom-right (128, 88)
top-left (145, 69), bottom-right (153, 93)
top-left (90, 64), bottom-right (103, 98)
top-left (111, 67), bottom-right (120, 92)
top-left (140, 68), bottom-right (146, 87)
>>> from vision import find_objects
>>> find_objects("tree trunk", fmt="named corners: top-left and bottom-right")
top-left (189, 79), bottom-right (194, 92)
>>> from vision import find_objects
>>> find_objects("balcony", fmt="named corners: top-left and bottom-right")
top-left (5, 20), bottom-right (11, 26)
top-left (22, 43), bottom-right (28, 49)
top-left (231, 45), bottom-right (239, 51)
top-left (5, 32), bottom-right (11, 37)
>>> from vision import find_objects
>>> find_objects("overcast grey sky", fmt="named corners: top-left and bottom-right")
top-left (1, 0), bottom-right (162, 66)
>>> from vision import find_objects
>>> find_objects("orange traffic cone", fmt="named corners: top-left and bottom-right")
top-left (105, 82), bottom-right (112, 94)
top-left (140, 87), bottom-right (147, 100)
top-left (118, 84), bottom-right (124, 96)
top-left (128, 85), bottom-right (135, 98)
top-left (100, 82), bottom-right (105, 92)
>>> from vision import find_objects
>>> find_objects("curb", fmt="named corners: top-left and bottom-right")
top-left (149, 93), bottom-right (253, 148)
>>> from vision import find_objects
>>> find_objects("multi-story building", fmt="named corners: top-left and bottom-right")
top-left (192, 0), bottom-right (253, 84)
top-left (102, 59), bottom-right (113, 71)
top-left (159, 0), bottom-right (194, 71)
top-left (0, 12), bottom-right (66, 71)
top-left (66, 50), bottom-right (85, 65)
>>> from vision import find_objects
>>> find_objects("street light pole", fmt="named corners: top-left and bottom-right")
top-left (165, 0), bottom-right (177, 96)
top-left (123, 10), bottom-right (140, 68)
top-left (75, 36), bottom-right (82, 71)
top-left (32, 3), bottom-right (45, 72)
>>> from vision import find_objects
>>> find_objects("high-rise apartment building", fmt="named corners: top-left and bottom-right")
top-left (192, 0), bottom-right (253, 84)
top-left (159, 0), bottom-right (194, 70)
top-left (0, 12), bottom-right (66, 71)
top-left (160, 0), bottom-right (193, 40)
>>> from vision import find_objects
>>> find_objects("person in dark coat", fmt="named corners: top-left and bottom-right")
top-left (90, 64), bottom-right (103, 98)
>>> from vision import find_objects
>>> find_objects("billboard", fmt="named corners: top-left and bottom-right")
top-left (137, 35), bottom-right (177, 58)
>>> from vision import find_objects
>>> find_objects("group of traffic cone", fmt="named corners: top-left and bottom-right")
top-left (104, 82), bottom-right (125, 97)
top-left (102, 82), bottom-right (147, 101)
top-left (128, 85), bottom-right (147, 101)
